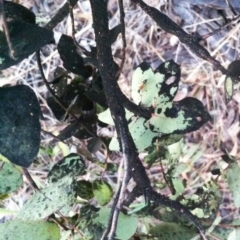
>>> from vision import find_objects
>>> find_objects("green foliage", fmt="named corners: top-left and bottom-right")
top-left (0, 220), bottom-right (60, 240)
top-left (1, 1), bottom-right (240, 240)
top-left (17, 176), bottom-right (76, 220)
top-left (0, 160), bottom-right (22, 194)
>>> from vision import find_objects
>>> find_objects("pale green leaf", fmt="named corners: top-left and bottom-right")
top-left (17, 176), bottom-right (76, 220)
top-left (226, 163), bottom-right (240, 208)
top-left (0, 220), bottom-right (60, 240)
top-left (0, 160), bottom-right (23, 194)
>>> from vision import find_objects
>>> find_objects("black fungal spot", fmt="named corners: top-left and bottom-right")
top-left (157, 108), bottom-right (162, 114)
top-left (164, 107), bottom-right (178, 118)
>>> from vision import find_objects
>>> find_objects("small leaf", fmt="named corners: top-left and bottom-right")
top-left (226, 162), bottom-right (240, 208)
top-left (0, 160), bottom-right (23, 194)
top-left (0, 220), bottom-right (60, 240)
top-left (17, 176), bottom-right (76, 220)
top-left (92, 180), bottom-right (113, 206)
top-left (57, 34), bottom-right (92, 78)
top-left (0, 85), bottom-right (41, 167)
top-left (224, 76), bottom-right (234, 103)
top-left (47, 153), bottom-right (85, 183)
top-left (93, 207), bottom-right (138, 240)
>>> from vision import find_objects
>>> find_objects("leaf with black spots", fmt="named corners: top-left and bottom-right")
top-left (0, 85), bottom-right (41, 167)
top-left (0, 160), bottom-right (23, 194)
top-left (17, 176), bottom-right (76, 220)
top-left (47, 153), bottom-right (85, 183)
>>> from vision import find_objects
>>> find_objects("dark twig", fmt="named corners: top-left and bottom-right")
top-left (225, 0), bottom-right (238, 16)
top-left (45, 0), bottom-right (79, 30)
top-left (89, 1), bottom-right (207, 239)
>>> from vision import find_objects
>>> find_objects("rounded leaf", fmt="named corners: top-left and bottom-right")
top-left (92, 180), bottom-right (113, 206)
top-left (0, 85), bottom-right (41, 167)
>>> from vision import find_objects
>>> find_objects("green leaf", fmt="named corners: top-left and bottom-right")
top-left (47, 153), bottom-right (85, 183)
top-left (226, 162), bottom-right (240, 208)
top-left (228, 228), bottom-right (240, 240)
top-left (92, 180), bottom-right (113, 206)
top-left (0, 85), bottom-right (41, 167)
top-left (0, 21), bottom-right (53, 70)
top-left (149, 222), bottom-right (197, 240)
top-left (0, 160), bottom-right (23, 194)
top-left (0, 220), bottom-right (60, 240)
top-left (17, 176), bottom-right (76, 220)
top-left (93, 207), bottom-right (138, 240)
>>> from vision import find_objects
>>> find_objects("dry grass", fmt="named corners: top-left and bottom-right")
top-left (1, 0), bottom-right (240, 229)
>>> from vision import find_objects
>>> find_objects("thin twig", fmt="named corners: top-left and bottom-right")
top-left (45, 0), bottom-right (79, 30)
top-left (201, 14), bottom-right (240, 40)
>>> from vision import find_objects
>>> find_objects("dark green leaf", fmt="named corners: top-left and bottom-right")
top-left (0, 21), bottom-right (53, 70)
top-left (4, 1), bottom-right (36, 24)
top-left (57, 34), bottom-right (92, 78)
top-left (0, 85), bottom-right (41, 167)
top-left (76, 180), bottom-right (94, 200)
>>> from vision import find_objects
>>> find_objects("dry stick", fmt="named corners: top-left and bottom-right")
top-left (225, 0), bottom-right (238, 16)
top-left (89, 1), bottom-right (207, 240)
top-left (201, 14), bottom-right (240, 40)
